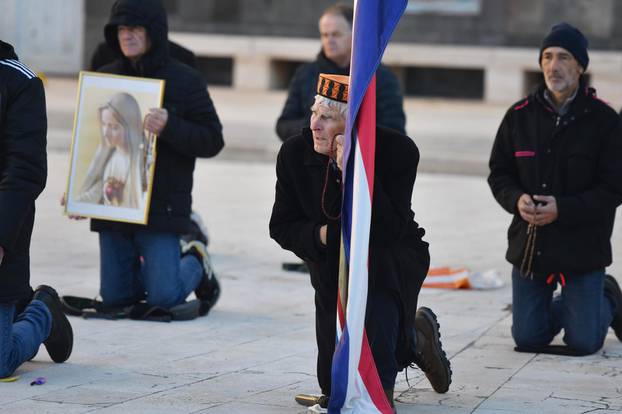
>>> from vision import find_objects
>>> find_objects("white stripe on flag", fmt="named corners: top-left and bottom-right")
top-left (342, 140), bottom-right (377, 412)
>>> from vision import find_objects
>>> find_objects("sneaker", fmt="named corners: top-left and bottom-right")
top-left (183, 240), bottom-right (220, 316)
top-left (181, 211), bottom-right (209, 246)
top-left (32, 285), bottom-right (73, 363)
top-left (604, 274), bottom-right (622, 341)
top-left (412, 307), bottom-right (452, 393)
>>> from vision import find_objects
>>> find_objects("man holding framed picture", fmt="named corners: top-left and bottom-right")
top-left (66, 0), bottom-right (223, 319)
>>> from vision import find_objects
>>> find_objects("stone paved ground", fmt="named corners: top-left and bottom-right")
top-left (0, 79), bottom-right (620, 413)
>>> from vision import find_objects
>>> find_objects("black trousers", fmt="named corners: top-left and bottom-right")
top-left (315, 287), bottom-right (401, 396)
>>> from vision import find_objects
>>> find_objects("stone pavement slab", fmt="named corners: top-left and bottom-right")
top-left (0, 152), bottom-right (620, 413)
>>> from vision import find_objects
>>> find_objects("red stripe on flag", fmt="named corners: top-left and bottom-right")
top-left (356, 75), bottom-right (377, 196)
top-left (358, 330), bottom-right (394, 413)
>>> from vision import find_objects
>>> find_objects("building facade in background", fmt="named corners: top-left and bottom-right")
top-left (3, 0), bottom-right (621, 105)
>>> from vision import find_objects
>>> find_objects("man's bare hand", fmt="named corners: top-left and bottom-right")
top-left (517, 193), bottom-right (536, 224)
top-left (533, 195), bottom-right (558, 226)
top-left (334, 134), bottom-right (344, 171)
top-left (144, 108), bottom-right (169, 135)
top-left (319, 225), bottom-right (327, 246)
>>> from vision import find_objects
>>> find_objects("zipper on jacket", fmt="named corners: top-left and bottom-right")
top-left (555, 116), bottom-right (561, 127)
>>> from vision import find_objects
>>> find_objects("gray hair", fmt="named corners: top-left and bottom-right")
top-left (312, 95), bottom-right (348, 119)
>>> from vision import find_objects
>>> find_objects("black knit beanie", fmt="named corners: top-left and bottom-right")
top-left (539, 23), bottom-right (589, 70)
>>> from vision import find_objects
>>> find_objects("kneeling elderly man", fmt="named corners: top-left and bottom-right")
top-left (269, 74), bottom-right (452, 410)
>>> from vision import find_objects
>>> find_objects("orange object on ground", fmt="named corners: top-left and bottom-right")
top-left (423, 267), bottom-right (471, 289)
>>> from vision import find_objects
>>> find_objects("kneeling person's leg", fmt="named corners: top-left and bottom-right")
top-left (139, 232), bottom-right (202, 309)
top-left (561, 270), bottom-right (612, 355)
top-left (99, 231), bottom-right (143, 307)
top-left (366, 291), bottom-right (400, 399)
top-left (0, 301), bottom-right (52, 377)
top-left (511, 267), bottom-right (558, 348)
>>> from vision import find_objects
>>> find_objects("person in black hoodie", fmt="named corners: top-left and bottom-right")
top-left (0, 40), bottom-right (73, 377)
top-left (270, 74), bottom-right (450, 409)
top-left (66, 0), bottom-right (223, 317)
top-left (275, 3), bottom-right (406, 141)
top-left (488, 23), bottom-right (622, 355)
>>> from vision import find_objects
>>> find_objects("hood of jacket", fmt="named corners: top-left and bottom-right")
top-left (104, 0), bottom-right (169, 74)
top-left (0, 40), bottom-right (18, 60)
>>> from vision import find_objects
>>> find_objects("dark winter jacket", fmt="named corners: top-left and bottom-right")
top-left (275, 51), bottom-right (406, 140)
top-left (269, 127), bottom-right (429, 330)
top-left (488, 81), bottom-right (622, 274)
top-left (0, 41), bottom-right (47, 302)
top-left (92, 0), bottom-right (223, 235)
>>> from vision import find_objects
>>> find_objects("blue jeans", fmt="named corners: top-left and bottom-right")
top-left (99, 231), bottom-right (203, 309)
top-left (0, 300), bottom-right (51, 378)
top-left (511, 266), bottom-right (614, 355)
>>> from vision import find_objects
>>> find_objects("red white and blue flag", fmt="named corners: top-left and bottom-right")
top-left (328, 1), bottom-right (407, 413)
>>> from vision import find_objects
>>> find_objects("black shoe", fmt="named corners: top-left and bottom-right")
top-left (32, 285), bottom-right (73, 363)
top-left (412, 307), bottom-right (452, 393)
top-left (181, 211), bottom-right (209, 246)
top-left (182, 240), bottom-right (220, 316)
top-left (604, 275), bottom-right (622, 341)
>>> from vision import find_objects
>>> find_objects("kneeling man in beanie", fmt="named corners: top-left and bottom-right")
top-left (270, 74), bottom-right (451, 410)
top-left (488, 23), bottom-right (622, 355)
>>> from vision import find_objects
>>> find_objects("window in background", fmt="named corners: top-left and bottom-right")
top-left (406, 0), bottom-right (481, 15)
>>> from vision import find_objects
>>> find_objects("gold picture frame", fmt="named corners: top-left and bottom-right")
top-left (65, 71), bottom-right (165, 224)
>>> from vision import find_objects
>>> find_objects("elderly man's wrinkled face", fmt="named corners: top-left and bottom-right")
top-left (541, 47), bottom-right (583, 97)
top-left (319, 13), bottom-right (352, 67)
top-left (118, 25), bottom-right (150, 62)
top-left (310, 102), bottom-right (345, 156)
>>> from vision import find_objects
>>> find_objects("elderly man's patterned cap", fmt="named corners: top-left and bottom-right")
top-left (317, 73), bottom-right (349, 103)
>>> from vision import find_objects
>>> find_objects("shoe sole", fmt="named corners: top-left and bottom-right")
top-left (416, 307), bottom-right (452, 393)
top-left (198, 276), bottom-right (221, 316)
top-left (37, 286), bottom-right (74, 363)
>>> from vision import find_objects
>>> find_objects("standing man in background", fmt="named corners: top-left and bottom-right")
top-left (275, 3), bottom-right (406, 141)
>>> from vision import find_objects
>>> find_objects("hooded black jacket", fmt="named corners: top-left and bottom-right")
top-left (0, 41), bottom-right (47, 302)
top-left (91, 0), bottom-right (223, 235)
top-left (488, 82), bottom-right (622, 275)
top-left (275, 51), bottom-right (406, 140)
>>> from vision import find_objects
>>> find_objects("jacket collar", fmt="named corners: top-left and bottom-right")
top-left (316, 50), bottom-right (349, 76)
top-left (0, 40), bottom-right (18, 60)
top-left (534, 77), bottom-right (594, 117)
